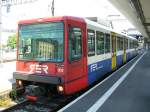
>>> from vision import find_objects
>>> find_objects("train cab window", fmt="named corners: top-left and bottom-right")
top-left (96, 31), bottom-right (104, 55)
top-left (88, 30), bottom-right (95, 56)
top-left (105, 33), bottom-right (110, 53)
top-left (18, 22), bottom-right (64, 62)
top-left (69, 27), bottom-right (82, 61)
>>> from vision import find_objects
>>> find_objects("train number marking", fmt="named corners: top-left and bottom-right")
top-left (91, 63), bottom-right (103, 72)
top-left (29, 64), bottom-right (48, 74)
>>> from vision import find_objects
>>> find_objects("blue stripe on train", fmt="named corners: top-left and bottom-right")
top-left (88, 52), bottom-right (137, 86)
top-left (88, 58), bottom-right (111, 85)
top-left (127, 51), bottom-right (138, 62)
top-left (116, 55), bottom-right (123, 68)
top-left (127, 52), bottom-right (134, 61)
top-left (127, 52), bottom-right (131, 61)
top-left (88, 55), bottom-right (123, 85)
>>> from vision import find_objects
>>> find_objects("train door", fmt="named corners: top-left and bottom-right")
top-left (123, 38), bottom-right (127, 63)
top-left (111, 32), bottom-right (117, 70)
top-left (66, 21), bottom-right (87, 94)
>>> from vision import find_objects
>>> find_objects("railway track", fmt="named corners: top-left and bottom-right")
top-left (3, 100), bottom-right (52, 112)
top-left (2, 95), bottom-right (73, 112)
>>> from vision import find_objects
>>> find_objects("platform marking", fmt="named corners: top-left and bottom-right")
top-left (58, 53), bottom-right (143, 112)
top-left (87, 52), bottom-right (146, 112)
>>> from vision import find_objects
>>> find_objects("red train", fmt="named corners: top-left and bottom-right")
top-left (13, 16), bottom-right (138, 96)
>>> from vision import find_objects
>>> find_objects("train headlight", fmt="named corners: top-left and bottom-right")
top-left (57, 85), bottom-right (64, 93)
top-left (17, 80), bottom-right (22, 86)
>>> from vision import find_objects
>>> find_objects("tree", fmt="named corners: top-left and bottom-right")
top-left (2, 44), bottom-right (7, 49)
top-left (7, 34), bottom-right (17, 49)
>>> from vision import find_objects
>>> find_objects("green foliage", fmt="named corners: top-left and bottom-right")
top-left (9, 89), bottom-right (17, 100)
top-left (2, 44), bottom-right (7, 48)
top-left (7, 34), bottom-right (17, 49)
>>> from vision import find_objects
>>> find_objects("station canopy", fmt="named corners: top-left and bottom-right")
top-left (108, 0), bottom-right (150, 38)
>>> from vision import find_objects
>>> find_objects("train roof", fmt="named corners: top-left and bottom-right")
top-left (84, 18), bottom-right (137, 41)
top-left (18, 16), bottom-right (137, 41)
top-left (18, 16), bottom-right (85, 25)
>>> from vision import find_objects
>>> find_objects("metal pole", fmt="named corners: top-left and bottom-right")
top-left (0, 0), bottom-right (3, 67)
top-left (51, 0), bottom-right (54, 16)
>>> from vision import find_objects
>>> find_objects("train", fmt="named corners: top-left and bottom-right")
top-left (13, 16), bottom-right (138, 97)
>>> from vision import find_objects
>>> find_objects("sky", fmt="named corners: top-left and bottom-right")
top-left (1, 0), bottom-right (135, 44)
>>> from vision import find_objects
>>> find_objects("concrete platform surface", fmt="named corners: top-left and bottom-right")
top-left (0, 61), bottom-right (16, 93)
top-left (59, 51), bottom-right (150, 112)
top-left (98, 51), bottom-right (150, 112)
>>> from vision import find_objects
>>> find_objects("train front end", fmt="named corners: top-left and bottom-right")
top-left (13, 16), bottom-right (88, 96)
top-left (14, 17), bottom-right (68, 97)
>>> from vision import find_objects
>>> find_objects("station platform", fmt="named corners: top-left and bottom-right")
top-left (0, 61), bottom-right (15, 93)
top-left (58, 51), bottom-right (150, 112)
top-left (0, 61), bottom-right (16, 111)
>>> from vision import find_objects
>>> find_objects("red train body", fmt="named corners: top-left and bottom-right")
top-left (13, 16), bottom-right (138, 96)
top-left (14, 16), bottom-right (88, 95)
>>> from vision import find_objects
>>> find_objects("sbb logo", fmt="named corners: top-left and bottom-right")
top-left (29, 64), bottom-right (48, 74)
top-left (90, 63), bottom-right (103, 72)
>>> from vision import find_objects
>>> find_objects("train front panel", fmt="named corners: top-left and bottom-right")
top-left (14, 16), bottom-right (88, 95)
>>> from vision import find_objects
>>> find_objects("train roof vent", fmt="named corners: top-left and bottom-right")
top-left (86, 17), bottom-right (113, 29)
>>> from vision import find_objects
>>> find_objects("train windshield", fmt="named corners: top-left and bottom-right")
top-left (18, 22), bottom-right (64, 62)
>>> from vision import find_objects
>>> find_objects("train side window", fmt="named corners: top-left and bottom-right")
top-left (134, 41), bottom-right (137, 48)
top-left (88, 30), bottom-right (95, 56)
top-left (96, 31), bottom-right (104, 55)
top-left (69, 27), bottom-right (82, 61)
top-left (129, 40), bottom-right (132, 49)
top-left (117, 37), bottom-right (123, 51)
top-left (105, 33), bottom-right (110, 53)
top-left (133, 41), bottom-right (135, 48)
top-left (132, 40), bottom-right (134, 48)
top-left (117, 37), bottom-right (120, 51)
top-left (129, 40), bottom-right (131, 49)
top-left (125, 39), bottom-right (128, 49)
top-left (120, 37), bottom-right (123, 50)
